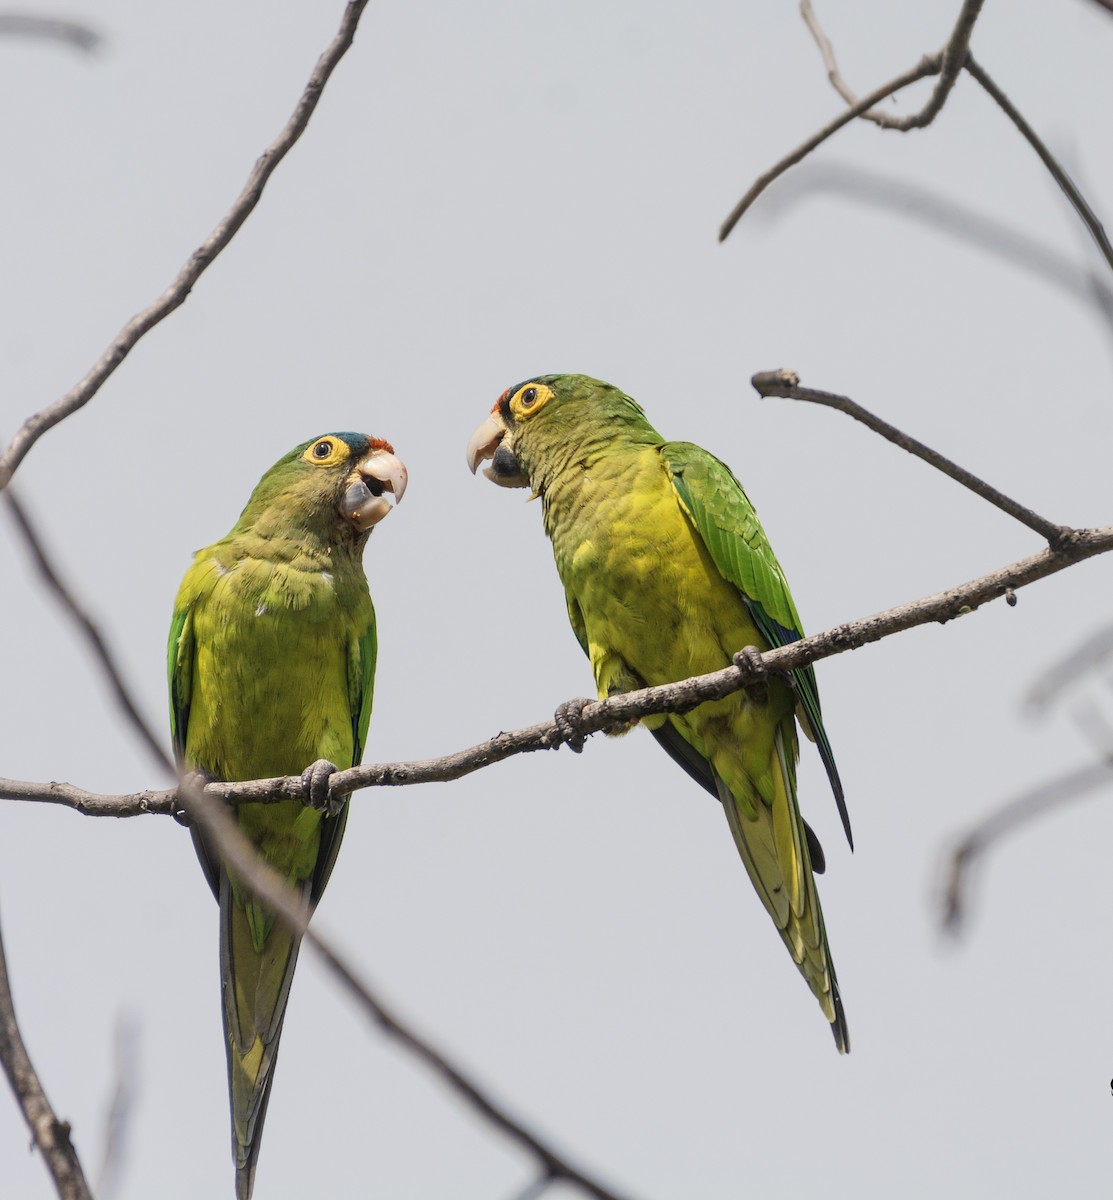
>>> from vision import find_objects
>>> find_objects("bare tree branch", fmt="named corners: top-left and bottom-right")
top-left (750, 370), bottom-right (1070, 544)
top-left (719, 55), bottom-right (940, 242)
top-left (7, 515), bottom-right (1113, 819)
top-left (0, 911), bottom-right (93, 1200)
top-left (941, 760), bottom-right (1113, 932)
top-left (963, 54), bottom-right (1113, 277)
top-left (799, 0), bottom-right (983, 130)
top-left (0, 13), bottom-right (101, 52)
top-left (725, 0), bottom-right (1113, 278)
top-left (721, 0), bottom-right (988, 241)
top-left (4, 489), bottom-right (174, 776)
top-left (0, 0), bottom-right (371, 492)
top-left (175, 779), bottom-right (637, 1200)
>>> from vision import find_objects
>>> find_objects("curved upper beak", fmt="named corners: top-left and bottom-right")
top-left (339, 448), bottom-right (408, 532)
top-left (466, 412), bottom-right (505, 475)
top-left (466, 410), bottom-right (529, 488)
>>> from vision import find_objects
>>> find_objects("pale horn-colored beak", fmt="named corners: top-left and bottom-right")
top-left (466, 412), bottom-right (505, 475)
top-left (339, 449), bottom-right (408, 531)
top-left (466, 411), bottom-right (529, 488)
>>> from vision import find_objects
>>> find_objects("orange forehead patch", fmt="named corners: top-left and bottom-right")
top-left (367, 437), bottom-right (395, 454)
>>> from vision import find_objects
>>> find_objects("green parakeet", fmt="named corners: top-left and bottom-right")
top-left (466, 375), bottom-right (851, 1051)
top-left (168, 432), bottom-right (407, 1198)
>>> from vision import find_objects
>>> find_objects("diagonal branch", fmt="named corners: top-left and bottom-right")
top-left (7, 518), bottom-right (1113, 819)
top-left (963, 54), bottom-right (1113, 277)
top-left (0, 911), bottom-right (93, 1200)
top-left (176, 778), bottom-right (636, 1200)
top-left (750, 370), bottom-right (1070, 545)
top-left (0, 0), bottom-right (370, 492)
top-left (721, 0), bottom-right (986, 241)
top-left (718, 55), bottom-right (940, 241)
top-left (3, 489), bottom-right (174, 775)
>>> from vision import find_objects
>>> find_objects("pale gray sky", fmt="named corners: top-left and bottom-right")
top-left (3, 2), bottom-right (1112, 1198)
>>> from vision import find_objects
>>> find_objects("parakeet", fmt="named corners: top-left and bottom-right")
top-left (168, 432), bottom-right (407, 1198)
top-left (466, 375), bottom-right (851, 1051)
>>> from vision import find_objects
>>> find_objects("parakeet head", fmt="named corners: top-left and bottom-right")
top-left (465, 374), bottom-right (650, 491)
top-left (236, 432), bottom-right (407, 544)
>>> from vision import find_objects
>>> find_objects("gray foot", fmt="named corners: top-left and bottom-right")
top-left (733, 645), bottom-right (769, 701)
top-left (301, 759), bottom-right (343, 816)
top-left (554, 698), bottom-right (593, 753)
top-left (175, 768), bottom-right (218, 826)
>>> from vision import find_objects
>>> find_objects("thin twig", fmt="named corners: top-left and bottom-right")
top-left (750, 370), bottom-right (1070, 545)
top-left (7, 518), bottom-right (1113, 818)
top-left (176, 778), bottom-right (635, 1200)
top-left (0, 0), bottom-right (370, 491)
top-left (941, 760), bottom-right (1113, 932)
top-left (0, 910), bottom-right (93, 1200)
top-left (963, 54), bottom-right (1113, 277)
top-left (794, 5), bottom-right (1113, 283)
top-left (0, 14), bottom-right (101, 52)
top-left (800, 0), bottom-right (984, 130)
top-left (3, 489), bottom-right (174, 775)
top-left (719, 55), bottom-right (940, 241)
top-left (722, 0), bottom-right (989, 241)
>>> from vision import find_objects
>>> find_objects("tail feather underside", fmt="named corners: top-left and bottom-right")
top-left (712, 725), bottom-right (849, 1053)
top-left (219, 872), bottom-right (304, 1200)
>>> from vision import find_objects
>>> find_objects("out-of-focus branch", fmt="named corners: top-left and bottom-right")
top-left (0, 911), bottom-right (93, 1200)
top-left (3, 489), bottom-right (174, 775)
top-left (507, 1175), bottom-right (560, 1200)
top-left (750, 370), bottom-right (1070, 545)
top-left (800, 0), bottom-right (983, 130)
top-left (0, 13), bottom-right (101, 52)
top-left (176, 778), bottom-right (636, 1200)
top-left (8, 515), bottom-right (1113, 818)
top-left (941, 760), bottom-right (1113, 932)
top-left (1023, 623), bottom-right (1113, 714)
top-left (0, 0), bottom-right (370, 491)
top-left (746, 162), bottom-right (1113, 334)
top-left (95, 1012), bottom-right (140, 1200)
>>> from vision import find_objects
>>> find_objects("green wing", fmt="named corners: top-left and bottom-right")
top-left (312, 609), bottom-right (377, 901)
top-left (661, 440), bottom-right (851, 849)
top-left (167, 603), bottom-right (193, 771)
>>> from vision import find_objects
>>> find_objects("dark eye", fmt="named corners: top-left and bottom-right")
top-left (521, 387), bottom-right (538, 408)
top-left (313, 440), bottom-right (333, 458)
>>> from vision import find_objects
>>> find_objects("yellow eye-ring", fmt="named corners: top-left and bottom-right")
top-left (509, 381), bottom-right (554, 419)
top-left (301, 436), bottom-right (348, 467)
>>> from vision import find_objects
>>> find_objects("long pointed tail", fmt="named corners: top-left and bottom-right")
top-left (218, 872), bottom-right (303, 1200)
top-left (715, 723), bottom-right (849, 1052)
